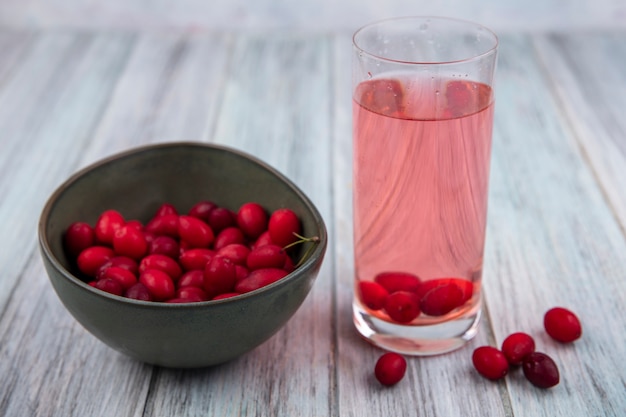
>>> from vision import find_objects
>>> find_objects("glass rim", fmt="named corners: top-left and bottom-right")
top-left (352, 16), bottom-right (499, 66)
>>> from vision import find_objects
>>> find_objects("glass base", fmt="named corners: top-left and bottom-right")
top-left (353, 301), bottom-right (481, 356)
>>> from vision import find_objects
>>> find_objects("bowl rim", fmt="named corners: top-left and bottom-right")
top-left (38, 141), bottom-right (328, 309)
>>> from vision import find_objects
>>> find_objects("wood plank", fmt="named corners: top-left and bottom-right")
top-left (1, 31), bottom-right (234, 416)
top-left (484, 33), bottom-right (626, 416)
top-left (331, 34), bottom-right (510, 417)
top-left (0, 32), bottom-right (156, 417)
top-left (79, 31), bottom-right (231, 166)
top-left (145, 33), bottom-right (336, 416)
top-left (0, 31), bottom-right (133, 312)
top-left (532, 31), bottom-right (626, 230)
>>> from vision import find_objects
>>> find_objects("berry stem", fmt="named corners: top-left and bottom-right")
top-left (283, 233), bottom-right (320, 268)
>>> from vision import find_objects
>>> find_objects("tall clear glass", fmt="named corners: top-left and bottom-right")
top-left (352, 17), bottom-right (498, 355)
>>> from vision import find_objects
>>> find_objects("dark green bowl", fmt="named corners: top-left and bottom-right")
top-left (38, 142), bottom-right (327, 368)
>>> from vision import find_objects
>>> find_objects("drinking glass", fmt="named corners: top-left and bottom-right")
top-left (352, 16), bottom-right (498, 355)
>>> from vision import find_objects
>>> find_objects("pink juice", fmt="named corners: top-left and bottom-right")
top-left (353, 75), bottom-right (494, 324)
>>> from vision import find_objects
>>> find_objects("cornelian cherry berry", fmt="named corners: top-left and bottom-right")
top-left (139, 254), bottom-right (183, 281)
top-left (208, 207), bottom-right (236, 233)
top-left (501, 332), bottom-right (535, 365)
top-left (358, 281), bottom-right (389, 311)
top-left (213, 227), bottom-right (246, 250)
top-left (420, 283), bottom-right (464, 316)
top-left (64, 222), bottom-right (95, 257)
top-left (246, 244), bottom-right (287, 270)
top-left (153, 203), bottom-right (178, 217)
top-left (148, 235), bottom-right (179, 258)
top-left (178, 215), bottom-right (214, 248)
top-left (216, 243), bottom-right (251, 266)
top-left (176, 286), bottom-right (208, 302)
top-left (94, 278), bottom-right (124, 296)
top-left (268, 208), bottom-right (301, 247)
top-left (235, 268), bottom-right (288, 293)
top-left (252, 231), bottom-right (274, 249)
top-left (113, 224), bottom-right (148, 260)
top-left (203, 256), bottom-right (237, 298)
top-left (237, 202), bottom-right (268, 239)
top-left (384, 291), bottom-right (420, 323)
top-left (188, 200), bottom-right (216, 221)
top-left (100, 266), bottom-right (137, 290)
top-left (139, 269), bottom-right (175, 301)
top-left (77, 246), bottom-right (115, 277)
top-left (374, 271), bottom-right (421, 293)
top-left (177, 270), bottom-right (205, 288)
top-left (124, 282), bottom-right (153, 301)
top-left (472, 346), bottom-right (509, 380)
top-left (374, 352), bottom-right (407, 386)
top-left (522, 352), bottom-right (560, 388)
top-left (544, 307), bottom-right (582, 343)
top-left (96, 256), bottom-right (138, 280)
top-left (94, 209), bottom-right (125, 244)
top-left (178, 248), bottom-right (214, 271)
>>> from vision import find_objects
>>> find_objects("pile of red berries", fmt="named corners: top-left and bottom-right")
top-left (373, 307), bottom-right (582, 388)
top-left (63, 201), bottom-right (318, 303)
top-left (359, 274), bottom-right (473, 323)
top-left (472, 307), bottom-right (582, 388)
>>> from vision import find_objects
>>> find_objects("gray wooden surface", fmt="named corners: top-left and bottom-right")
top-left (0, 7), bottom-right (625, 417)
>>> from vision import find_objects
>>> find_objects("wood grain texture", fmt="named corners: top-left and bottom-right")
top-left (0, 0), bottom-right (623, 32)
top-left (0, 28), bottom-right (624, 417)
top-left (484, 34), bottom-right (626, 417)
top-left (533, 32), bottom-right (626, 231)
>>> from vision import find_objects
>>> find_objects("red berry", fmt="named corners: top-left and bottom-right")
top-left (139, 269), bottom-right (175, 301)
top-left (268, 208), bottom-right (301, 247)
top-left (212, 292), bottom-right (242, 300)
top-left (153, 203), bottom-right (178, 217)
top-left (187, 200), bottom-right (216, 221)
top-left (501, 332), bottom-right (535, 365)
top-left (94, 209), bottom-right (125, 244)
top-left (419, 283), bottom-right (464, 316)
top-left (234, 268), bottom-right (288, 293)
top-left (175, 286), bottom-right (208, 302)
top-left (113, 224), bottom-right (148, 259)
top-left (246, 244), bottom-right (287, 270)
top-left (235, 265), bottom-right (249, 282)
top-left (100, 266), bottom-right (137, 290)
top-left (208, 207), bottom-right (236, 233)
top-left (472, 346), bottom-right (509, 380)
top-left (374, 352), bottom-right (407, 386)
top-left (252, 231), bottom-right (274, 249)
top-left (358, 281), bottom-right (389, 311)
top-left (77, 246), bottom-right (115, 277)
top-left (178, 248), bottom-right (215, 271)
top-left (384, 291), bottom-right (420, 323)
top-left (178, 215), bottom-right (214, 248)
top-left (216, 243), bottom-right (251, 266)
top-left (94, 277), bottom-right (124, 296)
top-left (213, 226), bottom-right (246, 251)
top-left (203, 256), bottom-right (237, 298)
top-left (96, 256), bottom-right (139, 280)
top-left (177, 270), bottom-right (205, 288)
top-left (544, 307), bottom-right (582, 343)
top-left (139, 254), bottom-right (182, 281)
top-left (124, 282), bottom-right (153, 301)
top-left (237, 202), bottom-right (268, 239)
top-left (148, 235), bottom-right (180, 258)
top-left (64, 222), bottom-right (95, 257)
top-left (522, 352), bottom-right (560, 388)
top-left (145, 214), bottom-right (179, 237)
top-left (374, 271), bottom-right (421, 293)
top-left (416, 278), bottom-right (473, 303)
